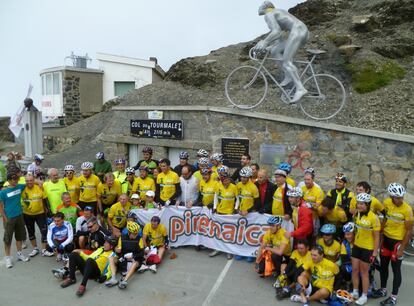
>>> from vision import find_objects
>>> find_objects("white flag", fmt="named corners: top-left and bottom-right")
top-left (8, 84), bottom-right (33, 138)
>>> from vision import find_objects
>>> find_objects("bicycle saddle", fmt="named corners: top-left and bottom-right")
top-left (306, 49), bottom-right (327, 55)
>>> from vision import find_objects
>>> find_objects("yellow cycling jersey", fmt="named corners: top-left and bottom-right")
top-left (317, 237), bottom-right (341, 262)
top-left (21, 184), bottom-right (45, 215)
top-left (157, 170), bottom-right (180, 202)
top-left (63, 177), bottom-right (80, 203)
top-left (286, 176), bottom-right (296, 187)
top-left (383, 198), bottom-right (414, 241)
top-left (78, 174), bottom-right (101, 202)
top-left (236, 180), bottom-right (259, 211)
top-left (290, 249), bottom-right (312, 268)
top-left (113, 171), bottom-right (127, 184)
top-left (215, 182), bottom-right (238, 215)
top-left (340, 241), bottom-right (353, 255)
top-left (199, 178), bottom-right (217, 206)
top-left (134, 176), bottom-right (156, 201)
top-left (143, 223), bottom-right (167, 247)
top-left (317, 205), bottom-right (347, 228)
top-left (271, 185), bottom-right (288, 216)
top-left (43, 179), bottom-right (67, 214)
top-left (194, 170), bottom-right (218, 182)
top-left (301, 183), bottom-right (325, 210)
top-left (354, 211), bottom-right (380, 250)
top-left (117, 235), bottom-right (144, 250)
top-left (350, 195), bottom-right (384, 213)
top-left (108, 201), bottom-right (131, 228)
top-left (303, 257), bottom-right (339, 293)
top-left (262, 228), bottom-right (291, 256)
top-left (97, 180), bottom-right (122, 206)
top-left (3, 176), bottom-right (26, 187)
top-left (122, 177), bottom-right (139, 196)
top-left (327, 189), bottom-right (355, 208)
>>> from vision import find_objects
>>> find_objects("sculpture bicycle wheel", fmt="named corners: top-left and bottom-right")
top-left (225, 66), bottom-right (268, 109)
top-left (299, 74), bottom-right (346, 120)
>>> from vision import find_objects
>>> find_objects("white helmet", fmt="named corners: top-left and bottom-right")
top-left (218, 165), bottom-right (230, 177)
top-left (34, 154), bottom-right (44, 161)
top-left (81, 161), bottom-right (93, 170)
top-left (287, 187), bottom-right (303, 198)
top-left (356, 193), bottom-right (371, 203)
top-left (95, 152), bottom-right (104, 160)
top-left (198, 157), bottom-right (209, 165)
top-left (197, 149), bottom-right (209, 157)
top-left (388, 183), bottom-right (406, 197)
top-left (126, 167), bottom-right (135, 174)
top-left (239, 167), bottom-right (253, 177)
top-left (211, 153), bottom-right (224, 162)
top-left (64, 165), bottom-right (75, 172)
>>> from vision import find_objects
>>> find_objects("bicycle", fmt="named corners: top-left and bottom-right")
top-left (224, 48), bottom-right (346, 120)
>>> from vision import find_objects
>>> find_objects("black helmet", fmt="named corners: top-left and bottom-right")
top-left (105, 236), bottom-right (118, 247)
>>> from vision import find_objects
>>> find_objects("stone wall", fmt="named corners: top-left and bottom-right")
top-left (62, 75), bottom-right (82, 126)
top-left (100, 107), bottom-right (414, 203)
top-left (0, 117), bottom-right (14, 142)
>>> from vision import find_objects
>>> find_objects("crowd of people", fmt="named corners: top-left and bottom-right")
top-left (0, 147), bottom-right (412, 305)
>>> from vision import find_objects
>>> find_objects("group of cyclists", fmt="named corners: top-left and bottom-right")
top-left (0, 147), bottom-right (412, 305)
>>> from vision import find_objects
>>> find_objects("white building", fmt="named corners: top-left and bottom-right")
top-left (96, 52), bottom-right (165, 103)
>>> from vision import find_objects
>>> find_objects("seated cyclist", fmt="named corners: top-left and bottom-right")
top-left (317, 223), bottom-right (341, 266)
top-left (276, 239), bottom-right (312, 300)
top-left (290, 245), bottom-right (339, 305)
top-left (46, 212), bottom-right (74, 262)
top-left (255, 216), bottom-right (291, 278)
top-left (105, 222), bottom-right (144, 289)
top-left (140, 216), bottom-right (168, 273)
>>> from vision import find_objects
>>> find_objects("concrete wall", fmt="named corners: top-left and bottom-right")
top-left (100, 106), bottom-right (414, 203)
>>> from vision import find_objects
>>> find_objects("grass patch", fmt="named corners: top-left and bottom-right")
top-left (347, 59), bottom-right (406, 93)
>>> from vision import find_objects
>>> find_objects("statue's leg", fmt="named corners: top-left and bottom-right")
top-left (270, 40), bottom-right (291, 86)
top-left (282, 29), bottom-right (308, 102)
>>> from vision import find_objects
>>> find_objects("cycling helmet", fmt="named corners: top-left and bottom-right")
top-left (81, 161), bottom-right (93, 170)
top-left (304, 167), bottom-right (315, 176)
top-left (217, 165), bottom-right (230, 177)
top-left (211, 153), bottom-right (224, 162)
top-left (335, 172), bottom-right (348, 183)
top-left (197, 149), bottom-right (209, 157)
top-left (95, 152), bottom-right (104, 160)
top-left (34, 154), bottom-right (44, 161)
top-left (274, 169), bottom-right (287, 177)
top-left (179, 151), bottom-right (189, 159)
top-left (267, 216), bottom-right (282, 225)
top-left (64, 165), bottom-right (75, 172)
top-left (388, 183), bottom-right (406, 197)
top-left (146, 190), bottom-right (155, 197)
top-left (142, 146), bottom-right (153, 154)
top-left (105, 236), bottom-right (118, 247)
top-left (287, 187), bottom-right (303, 198)
top-left (126, 167), bottom-right (135, 175)
top-left (130, 194), bottom-right (140, 200)
top-left (151, 216), bottom-right (161, 223)
top-left (320, 223), bottom-right (336, 235)
top-left (198, 157), bottom-right (209, 165)
top-left (356, 193), bottom-right (372, 203)
top-left (342, 222), bottom-right (355, 233)
top-left (278, 162), bottom-right (292, 174)
top-left (201, 168), bottom-right (212, 175)
top-left (127, 221), bottom-right (140, 234)
top-left (239, 167), bottom-right (253, 177)
top-left (127, 211), bottom-right (139, 221)
top-left (114, 158), bottom-right (126, 164)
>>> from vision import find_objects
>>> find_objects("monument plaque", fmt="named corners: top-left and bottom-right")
top-left (221, 138), bottom-right (249, 168)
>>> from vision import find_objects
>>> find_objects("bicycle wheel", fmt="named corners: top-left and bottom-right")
top-left (225, 66), bottom-right (268, 109)
top-left (299, 74), bottom-right (346, 120)
top-left (404, 237), bottom-right (414, 256)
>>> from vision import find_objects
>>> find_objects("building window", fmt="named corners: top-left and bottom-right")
top-left (42, 72), bottom-right (61, 95)
top-left (114, 81), bottom-right (135, 97)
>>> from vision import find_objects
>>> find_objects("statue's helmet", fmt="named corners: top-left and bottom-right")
top-left (259, 1), bottom-right (275, 15)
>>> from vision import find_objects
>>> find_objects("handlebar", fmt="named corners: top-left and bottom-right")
top-left (249, 47), bottom-right (270, 61)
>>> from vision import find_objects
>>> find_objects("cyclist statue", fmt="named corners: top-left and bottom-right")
top-left (254, 1), bottom-right (309, 103)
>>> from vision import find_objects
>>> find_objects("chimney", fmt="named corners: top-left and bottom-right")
top-left (149, 57), bottom-right (158, 64)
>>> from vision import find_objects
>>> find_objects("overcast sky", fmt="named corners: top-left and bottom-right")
top-left (0, 0), bottom-right (303, 117)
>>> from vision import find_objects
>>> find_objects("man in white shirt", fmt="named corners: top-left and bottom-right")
top-left (176, 165), bottom-right (199, 208)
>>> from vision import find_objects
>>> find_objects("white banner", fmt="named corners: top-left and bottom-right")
top-left (131, 207), bottom-right (294, 257)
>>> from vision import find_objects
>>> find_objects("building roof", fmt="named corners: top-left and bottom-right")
top-left (96, 52), bottom-right (165, 78)
top-left (39, 66), bottom-right (104, 75)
